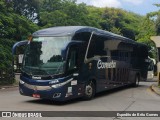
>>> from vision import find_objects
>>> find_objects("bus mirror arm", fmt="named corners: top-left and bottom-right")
top-left (84, 32), bottom-right (94, 64)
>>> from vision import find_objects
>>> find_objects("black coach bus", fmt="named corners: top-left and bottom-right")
top-left (12, 26), bottom-right (149, 101)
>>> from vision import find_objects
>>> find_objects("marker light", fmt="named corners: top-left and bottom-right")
top-left (20, 80), bottom-right (25, 84)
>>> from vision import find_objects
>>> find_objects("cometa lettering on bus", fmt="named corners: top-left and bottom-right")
top-left (97, 60), bottom-right (116, 69)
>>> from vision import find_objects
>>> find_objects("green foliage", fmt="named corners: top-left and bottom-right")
top-left (39, 0), bottom-right (96, 27)
top-left (138, 4), bottom-right (160, 58)
top-left (13, 0), bottom-right (40, 21)
top-left (0, 0), bottom-right (39, 41)
top-left (147, 4), bottom-right (160, 35)
top-left (86, 6), bottom-right (104, 28)
top-left (137, 18), bottom-right (156, 43)
top-left (0, 13), bottom-right (38, 41)
top-left (136, 17), bottom-right (156, 58)
top-left (0, 39), bottom-right (14, 70)
top-left (155, 15), bottom-right (160, 35)
top-left (0, 0), bottom-right (38, 84)
top-left (0, 38), bottom-right (15, 85)
top-left (101, 8), bottom-right (143, 40)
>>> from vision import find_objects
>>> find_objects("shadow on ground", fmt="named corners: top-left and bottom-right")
top-left (25, 85), bottom-right (133, 106)
top-left (25, 80), bottom-right (157, 106)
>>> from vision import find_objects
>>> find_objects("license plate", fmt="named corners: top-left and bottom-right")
top-left (32, 94), bottom-right (40, 98)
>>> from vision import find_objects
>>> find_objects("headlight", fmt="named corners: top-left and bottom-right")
top-left (51, 78), bottom-right (73, 88)
top-left (51, 82), bottom-right (67, 88)
top-left (20, 80), bottom-right (25, 84)
top-left (51, 83), bottom-right (63, 88)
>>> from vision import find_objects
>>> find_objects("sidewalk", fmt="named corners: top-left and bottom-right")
top-left (150, 84), bottom-right (160, 96)
top-left (0, 84), bottom-right (18, 89)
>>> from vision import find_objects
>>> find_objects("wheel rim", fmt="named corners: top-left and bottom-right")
top-left (85, 84), bottom-right (93, 97)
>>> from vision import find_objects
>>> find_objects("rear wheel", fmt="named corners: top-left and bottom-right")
top-left (83, 80), bottom-right (95, 100)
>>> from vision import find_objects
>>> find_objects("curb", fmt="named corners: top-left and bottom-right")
top-left (150, 84), bottom-right (160, 96)
top-left (0, 85), bottom-right (18, 90)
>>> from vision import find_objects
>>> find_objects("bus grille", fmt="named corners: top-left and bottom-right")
top-left (24, 83), bottom-right (51, 91)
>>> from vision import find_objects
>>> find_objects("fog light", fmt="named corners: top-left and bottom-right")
top-left (53, 93), bottom-right (61, 98)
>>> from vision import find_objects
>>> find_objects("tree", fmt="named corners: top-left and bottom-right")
top-left (13, 0), bottom-right (40, 22)
top-left (137, 4), bottom-right (160, 58)
top-left (87, 6), bottom-right (104, 29)
top-left (38, 0), bottom-right (95, 27)
top-left (147, 4), bottom-right (160, 35)
top-left (101, 8), bottom-right (143, 40)
top-left (136, 17), bottom-right (156, 43)
top-left (152, 4), bottom-right (160, 35)
top-left (136, 17), bottom-right (156, 58)
top-left (0, 0), bottom-right (38, 84)
top-left (0, 0), bottom-right (39, 41)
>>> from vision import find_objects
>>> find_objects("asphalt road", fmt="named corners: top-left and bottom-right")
top-left (0, 80), bottom-right (160, 120)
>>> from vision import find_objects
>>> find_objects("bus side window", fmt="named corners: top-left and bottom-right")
top-left (111, 50), bottom-right (119, 60)
top-left (148, 60), bottom-right (154, 71)
top-left (67, 47), bottom-right (78, 71)
top-left (87, 35), bottom-right (107, 58)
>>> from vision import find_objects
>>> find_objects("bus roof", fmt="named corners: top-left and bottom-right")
top-left (33, 26), bottom-right (86, 37)
top-left (32, 26), bottom-right (133, 41)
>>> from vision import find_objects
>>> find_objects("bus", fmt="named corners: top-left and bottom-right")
top-left (12, 26), bottom-right (149, 101)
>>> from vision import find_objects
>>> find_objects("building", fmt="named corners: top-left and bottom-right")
top-left (150, 36), bottom-right (160, 85)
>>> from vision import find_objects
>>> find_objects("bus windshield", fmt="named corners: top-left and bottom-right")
top-left (22, 36), bottom-right (71, 76)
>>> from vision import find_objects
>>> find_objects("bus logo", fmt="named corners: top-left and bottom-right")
top-left (97, 60), bottom-right (116, 69)
top-left (32, 76), bottom-right (42, 80)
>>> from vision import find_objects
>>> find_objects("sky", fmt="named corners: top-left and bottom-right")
top-left (76, 0), bottom-right (160, 15)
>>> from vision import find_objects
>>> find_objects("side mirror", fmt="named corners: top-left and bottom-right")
top-left (12, 40), bottom-right (28, 73)
top-left (12, 40), bottom-right (28, 55)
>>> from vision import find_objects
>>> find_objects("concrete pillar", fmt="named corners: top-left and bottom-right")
top-left (151, 36), bottom-right (160, 85)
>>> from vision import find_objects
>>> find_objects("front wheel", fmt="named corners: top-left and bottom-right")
top-left (83, 81), bottom-right (95, 100)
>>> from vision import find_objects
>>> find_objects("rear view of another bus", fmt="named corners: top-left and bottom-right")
top-left (132, 43), bottom-right (149, 82)
top-left (147, 57), bottom-right (156, 80)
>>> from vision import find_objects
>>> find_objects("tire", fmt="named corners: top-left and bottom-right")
top-left (83, 80), bottom-right (95, 100)
top-left (132, 75), bottom-right (140, 87)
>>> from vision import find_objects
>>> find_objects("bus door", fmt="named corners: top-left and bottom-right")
top-left (66, 45), bottom-right (79, 74)
top-left (65, 42), bottom-right (85, 76)
top-left (65, 43), bottom-right (85, 96)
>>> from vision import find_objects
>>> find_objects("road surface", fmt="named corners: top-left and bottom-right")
top-left (0, 80), bottom-right (160, 120)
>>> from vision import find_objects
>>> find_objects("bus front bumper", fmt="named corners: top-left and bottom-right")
top-left (19, 82), bottom-right (84, 101)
